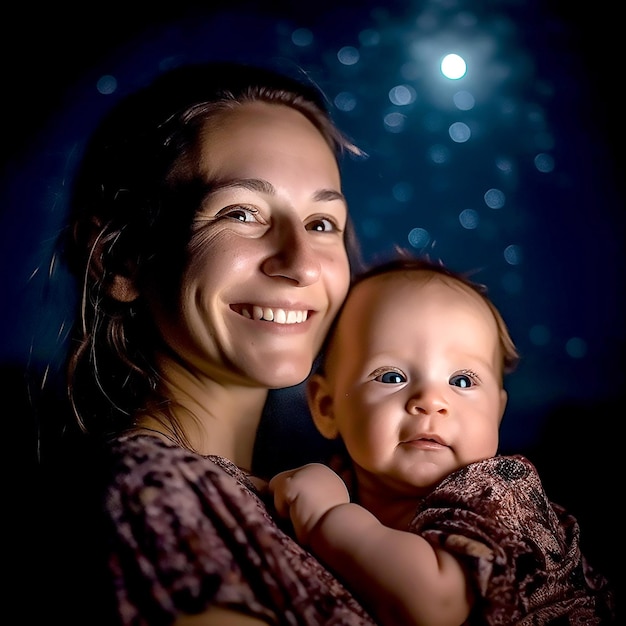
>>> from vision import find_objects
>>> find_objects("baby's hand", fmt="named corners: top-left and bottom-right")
top-left (269, 463), bottom-right (350, 545)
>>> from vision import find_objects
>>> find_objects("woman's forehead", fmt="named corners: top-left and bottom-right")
top-left (194, 102), bottom-right (339, 181)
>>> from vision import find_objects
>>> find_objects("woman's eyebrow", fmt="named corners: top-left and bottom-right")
top-left (207, 178), bottom-right (346, 204)
top-left (210, 178), bottom-right (275, 195)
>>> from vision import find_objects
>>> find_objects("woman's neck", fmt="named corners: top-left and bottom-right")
top-left (136, 354), bottom-right (269, 470)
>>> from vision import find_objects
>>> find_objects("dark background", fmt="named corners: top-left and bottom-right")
top-left (2, 0), bottom-right (623, 613)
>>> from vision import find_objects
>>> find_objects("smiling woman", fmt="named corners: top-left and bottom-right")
top-left (132, 101), bottom-right (351, 404)
top-left (41, 61), bottom-right (374, 626)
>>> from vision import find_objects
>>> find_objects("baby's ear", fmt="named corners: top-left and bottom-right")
top-left (85, 217), bottom-right (140, 303)
top-left (498, 389), bottom-right (508, 424)
top-left (306, 373), bottom-right (339, 439)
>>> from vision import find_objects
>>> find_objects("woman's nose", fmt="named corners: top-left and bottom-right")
top-left (261, 220), bottom-right (321, 286)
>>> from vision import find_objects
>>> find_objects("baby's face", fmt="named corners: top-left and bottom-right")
top-left (322, 272), bottom-right (508, 496)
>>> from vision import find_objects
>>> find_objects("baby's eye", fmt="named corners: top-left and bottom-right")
top-left (373, 369), bottom-right (407, 384)
top-left (449, 370), bottom-right (479, 388)
top-left (306, 216), bottom-right (342, 233)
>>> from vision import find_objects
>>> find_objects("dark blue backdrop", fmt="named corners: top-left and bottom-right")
top-left (2, 0), bottom-right (623, 606)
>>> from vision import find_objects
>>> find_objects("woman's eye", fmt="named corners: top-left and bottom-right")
top-left (374, 370), bottom-right (406, 384)
top-left (450, 372), bottom-right (477, 388)
top-left (217, 205), bottom-right (260, 223)
top-left (306, 217), bottom-right (340, 233)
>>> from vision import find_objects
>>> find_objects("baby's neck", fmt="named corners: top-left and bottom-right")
top-left (355, 479), bottom-right (428, 530)
top-left (362, 494), bottom-right (421, 530)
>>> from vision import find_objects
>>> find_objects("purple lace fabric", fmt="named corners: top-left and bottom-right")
top-left (103, 434), bottom-right (376, 626)
top-left (407, 455), bottom-right (616, 625)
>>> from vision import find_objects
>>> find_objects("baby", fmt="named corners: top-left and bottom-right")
top-left (270, 255), bottom-right (615, 625)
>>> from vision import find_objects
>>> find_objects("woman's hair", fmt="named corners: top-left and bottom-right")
top-left (60, 61), bottom-right (363, 439)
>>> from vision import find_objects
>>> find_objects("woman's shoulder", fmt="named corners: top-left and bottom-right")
top-left (104, 432), bottom-right (259, 500)
top-left (100, 433), bottom-right (277, 569)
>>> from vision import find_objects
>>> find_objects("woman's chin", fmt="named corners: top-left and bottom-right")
top-left (260, 364), bottom-right (311, 390)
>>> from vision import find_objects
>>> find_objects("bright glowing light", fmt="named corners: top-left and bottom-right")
top-left (441, 54), bottom-right (467, 79)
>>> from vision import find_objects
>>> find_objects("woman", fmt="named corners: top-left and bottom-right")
top-left (43, 61), bottom-right (375, 625)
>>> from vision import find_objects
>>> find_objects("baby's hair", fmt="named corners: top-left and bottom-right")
top-left (318, 248), bottom-right (520, 377)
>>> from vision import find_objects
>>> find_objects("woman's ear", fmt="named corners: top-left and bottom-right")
top-left (306, 373), bottom-right (339, 440)
top-left (107, 274), bottom-right (140, 303)
top-left (86, 217), bottom-right (140, 303)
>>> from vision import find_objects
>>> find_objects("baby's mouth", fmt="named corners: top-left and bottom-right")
top-left (234, 305), bottom-right (309, 324)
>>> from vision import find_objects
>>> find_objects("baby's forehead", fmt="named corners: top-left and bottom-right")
top-left (353, 269), bottom-right (473, 299)
top-left (343, 269), bottom-right (493, 323)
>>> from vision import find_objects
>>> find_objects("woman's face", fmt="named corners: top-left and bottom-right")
top-left (150, 102), bottom-right (351, 389)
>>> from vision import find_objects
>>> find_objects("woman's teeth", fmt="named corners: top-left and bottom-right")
top-left (241, 306), bottom-right (308, 324)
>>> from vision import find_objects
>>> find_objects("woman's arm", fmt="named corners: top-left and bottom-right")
top-left (270, 463), bottom-right (472, 626)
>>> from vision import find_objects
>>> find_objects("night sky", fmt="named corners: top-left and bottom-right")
top-left (2, 0), bottom-right (623, 607)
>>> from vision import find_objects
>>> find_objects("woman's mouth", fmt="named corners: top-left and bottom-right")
top-left (233, 305), bottom-right (309, 324)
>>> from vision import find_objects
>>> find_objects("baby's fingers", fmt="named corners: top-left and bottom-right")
top-left (269, 470), bottom-right (297, 517)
